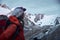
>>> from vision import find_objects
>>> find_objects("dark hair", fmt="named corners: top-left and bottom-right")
top-left (15, 7), bottom-right (26, 11)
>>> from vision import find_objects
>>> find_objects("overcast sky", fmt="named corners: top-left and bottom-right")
top-left (1, 0), bottom-right (60, 15)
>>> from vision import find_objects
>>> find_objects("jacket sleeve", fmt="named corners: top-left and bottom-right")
top-left (0, 24), bottom-right (17, 40)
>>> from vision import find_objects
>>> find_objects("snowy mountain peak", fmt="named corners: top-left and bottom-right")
top-left (25, 13), bottom-right (60, 27)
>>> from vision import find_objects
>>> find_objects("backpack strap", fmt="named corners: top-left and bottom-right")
top-left (11, 25), bottom-right (20, 40)
top-left (6, 20), bottom-right (20, 40)
top-left (17, 16), bottom-right (24, 28)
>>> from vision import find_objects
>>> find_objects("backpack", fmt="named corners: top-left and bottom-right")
top-left (0, 15), bottom-right (8, 35)
top-left (0, 15), bottom-right (8, 28)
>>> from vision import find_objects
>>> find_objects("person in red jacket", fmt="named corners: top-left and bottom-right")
top-left (10, 7), bottom-right (26, 40)
top-left (0, 7), bottom-right (26, 40)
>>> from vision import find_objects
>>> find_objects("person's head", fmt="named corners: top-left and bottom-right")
top-left (12, 7), bottom-right (26, 17)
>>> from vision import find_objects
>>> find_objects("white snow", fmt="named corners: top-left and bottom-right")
top-left (27, 15), bottom-right (36, 24)
top-left (0, 7), bottom-right (10, 16)
top-left (27, 14), bottom-right (59, 27)
top-left (35, 15), bottom-right (58, 26)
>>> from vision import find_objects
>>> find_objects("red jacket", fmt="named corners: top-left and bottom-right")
top-left (0, 16), bottom-right (25, 40)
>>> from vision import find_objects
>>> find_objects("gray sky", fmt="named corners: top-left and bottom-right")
top-left (1, 0), bottom-right (60, 15)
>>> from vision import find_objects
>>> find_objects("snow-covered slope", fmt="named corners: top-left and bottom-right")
top-left (27, 15), bottom-right (36, 24)
top-left (27, 14), bottom-right (59, 27)
top-left (0, 7), bottom-right (10, 15)
top-left (35, 15), bottom-right (59, 26)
